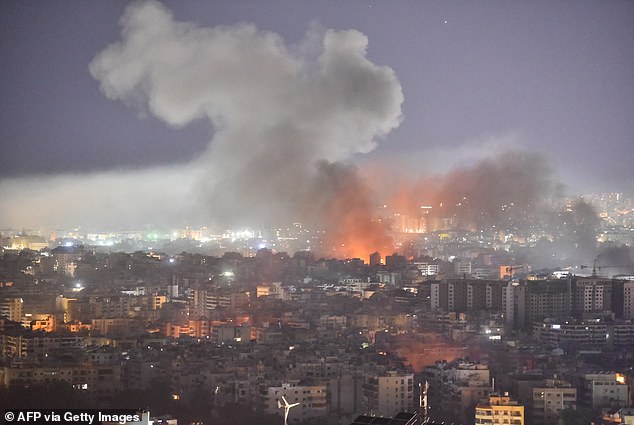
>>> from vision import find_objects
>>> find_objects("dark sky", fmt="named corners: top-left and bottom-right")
top-left (0, 0), bottom-right (632, 230)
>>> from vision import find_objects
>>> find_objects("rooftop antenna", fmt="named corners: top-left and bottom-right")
top-left (278, 396), bottom-right (300, 425)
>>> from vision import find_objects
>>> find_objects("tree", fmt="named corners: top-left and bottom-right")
top-left (559, 407), bottom-right (596, 425)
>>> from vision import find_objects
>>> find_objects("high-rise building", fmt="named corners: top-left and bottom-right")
top-left (423, 361), bottom-right (491, 424)
top-left (369, 252), bottom-right (382, 267)
top-left (327, 373), bottom-right (364, 415)
top-left (525, 279), bottom-right (571, 324)
top-left (623, 281), bottom-right (634, 320)
top-left (503, 282), bottom-right (526, 330)
top-left (571, 277), bottom-right (613, 319)
top-left (431, 279), bottom-right (505, 312)
top-left (363, 371), bottom-right (414, 418)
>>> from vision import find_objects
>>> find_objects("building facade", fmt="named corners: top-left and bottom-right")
top-left (363, 371), bottom-right (414, 418)
top-left (532, 381), bottom-right (576, 425)
top-left (261, 381), bottom-right (328, 423)
top-left (475, 393), bottom-right (524, 425)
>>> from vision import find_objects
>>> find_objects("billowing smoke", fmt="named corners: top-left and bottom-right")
top-left (391, 151), bottom-right (561, 232)
top-left (0, 1), bottom-right (603, 265)
top-left (558, 199), bottom-right (600, 262)
top-left (597, 245), bottom-right (634, 268)
top-left (594, 243), bottom-right (634, 277)
top-left (309, 162), bottom-right (392, 258)
top-left (388, 150), bottom-right (604, 267)
top-left (520, 199), bottom-right (601, 268)
top-left (87, 0), bottom-right (402, 258)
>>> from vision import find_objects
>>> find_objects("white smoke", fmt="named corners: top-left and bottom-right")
top-left (89, 0), bottom-right (403, 227)
top-left (0, 1), bottom-right (403, 233)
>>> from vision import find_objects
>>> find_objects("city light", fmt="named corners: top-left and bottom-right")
top-left (0, 0), bottom-right (631, 423)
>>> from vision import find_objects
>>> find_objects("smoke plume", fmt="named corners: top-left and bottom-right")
top-left (310, 162), bottom-right (393, 258)
top-left (87, 0), bottom-right (402, 258)
top-left (558, 199), bottom-right (600, 261)
top-left (596, 244), bottom-right (634, 276)
top-left (517, 199), bottom-right (600, 268)
top-left (387, 150), bottom-right (605, 267)
top-left (0, 1), bottom-right (603, 265)
top-left (391, 150), bottom-right (561, 232)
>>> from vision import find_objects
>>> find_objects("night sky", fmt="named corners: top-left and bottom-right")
top-left (0, 1), bottom-right (632, 230)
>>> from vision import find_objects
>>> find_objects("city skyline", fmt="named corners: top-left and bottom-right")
top-left (1, 3), bottom-right (633, 420)
top-left (1, 1), bottom-right (633, 241)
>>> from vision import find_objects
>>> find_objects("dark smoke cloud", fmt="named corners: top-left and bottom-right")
top-left (436, 151), bottom-right (559, 230)
top-left (392, 150), bottom-right (562, 231)
top-left (309, 161), bottom-right (393, 258)
top-left (595, 244), bottom-right (634, 276)
top-left (390, 150), bottom-right (604, 267)
top-left (597, 245), bottom-right (634, 267)
top-left (521, 199), bottom-right (601, 268)
top-left (558, 199), bottom-right (600, 261)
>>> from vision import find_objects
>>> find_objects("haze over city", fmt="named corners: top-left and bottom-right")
top-left (1, 1), bottom-right (632, 247)
top-left (1, 2), bottom-right (634, 425)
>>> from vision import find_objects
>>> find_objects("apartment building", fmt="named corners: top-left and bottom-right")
top-left (475, 393), bottom-right (524, 425)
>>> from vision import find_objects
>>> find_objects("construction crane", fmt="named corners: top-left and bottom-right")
top-left (580, 259), bottom-right (601, 277)
top-left (579, 259), bottom-right (632, 277)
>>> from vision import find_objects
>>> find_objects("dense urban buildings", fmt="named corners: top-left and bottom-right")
top-left (1, 0), bottom-right (632, 423)
top-left (0, 192), bottom-right (633, 424)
